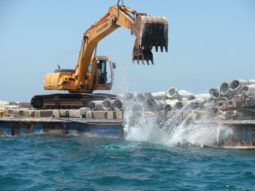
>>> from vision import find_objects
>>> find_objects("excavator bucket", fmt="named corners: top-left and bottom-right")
top-left (132, 15), bottom-right (168, 64)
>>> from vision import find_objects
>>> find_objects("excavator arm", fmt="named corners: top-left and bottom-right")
top-left (44, 4), bottom-right (168, 93)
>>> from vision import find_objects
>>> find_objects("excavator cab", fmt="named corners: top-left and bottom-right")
top-left (93, 56), bottom-right (115, 90)
top-left (98, 60), bottom-right (107, 84)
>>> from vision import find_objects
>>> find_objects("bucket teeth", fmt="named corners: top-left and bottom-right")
top-left (164, 45), bottom-right (168, 52)
top-left (155, 46), bottom-right (158, 52)
top-left (160, 45), bottom-right (163, 52)
top-left (132, 46), bottom-right (153, 65)
top-left (132, 15), bottom-right (168, 64)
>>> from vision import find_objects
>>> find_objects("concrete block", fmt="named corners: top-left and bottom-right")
top-left (0, 109), bottom-right (9, 117)
top-left (79, 107), bottom-right (91, 118)
top-left (52, 110), bottom-right (60, 118)
top-left (3, 109), bottom-right (11, 116)
top-left (59, 110), bottom-right (69, 118)
top-left (33, 110), bottom-right (40, 118)
top-left (69, 110), bottom-right (81, 118)
top-left (13, 109), bottom-right (25, 117)
top-left (92, 111), bottom-right (107, 119)
top-left (107, 111), bottom-right (116, 120)
top-left (23, 110), bottom-right (35, 117)
top-left (22, 110), bottom-right (29, 117)
top-left (86, 111), bottom-right (93, 118)
top-left (34, 110), bottom-right (53, 118)
top-left (116, 111), bottom-right (123, 120)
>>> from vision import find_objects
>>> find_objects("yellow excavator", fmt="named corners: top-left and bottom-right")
top-left (31, 3), bottom-right (168, 109)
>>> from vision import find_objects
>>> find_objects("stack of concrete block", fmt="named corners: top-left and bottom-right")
top-left (2, 107), bottom-right (124, 120)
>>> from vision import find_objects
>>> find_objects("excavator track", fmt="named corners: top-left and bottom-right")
top-left (31, 93), bottom-right (116, 109)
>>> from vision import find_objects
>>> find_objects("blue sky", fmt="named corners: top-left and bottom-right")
top-left (0, 0), bottom-right (255, 101)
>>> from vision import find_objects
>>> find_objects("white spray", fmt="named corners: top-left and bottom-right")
top-left (123, 94), bottom-right (233, 147)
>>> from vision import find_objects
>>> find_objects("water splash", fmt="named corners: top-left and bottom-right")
top-left (123, 94), bottom-right (233, 147)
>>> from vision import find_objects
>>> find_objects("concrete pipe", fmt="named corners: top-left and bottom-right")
top-left (112, 99), bottom-right (123, 111)
top-left (220, 82), bottom-right (230, 96)
top-left (89, 101), bottom-right (104, 111)
top-left (101, 98), bottom-right (113, 111)
top-left (227, 100), bottom-right (236, 108)
top-left (216, 100), bottom-right (227, 109)
top-left (175, 101), bottom-right (184, 109)
top-left (88, 101), bottom-right (96, 110)
top-left (157, 100), bottom-right (172, 112)
top-left (162, 103), bottom-right (172, 112)
top-left (209, 88), bottom-right (220, 99)
top-left (165, 99), bottom-right (183, 110)
top-left (167, 88), bottom-right (194, 100)
top-left (89, 98), bottom-right (113, 111)
top-left (79, 107), bottom-right (91, 117)
top-left (242, 84), bottom-right (255, 95)
top-left (167, 87), bottom-right (179, 99)
top-left (151, 91), bottom-right (167, 100)
top-left (230, 79), bottom-right (255, 91)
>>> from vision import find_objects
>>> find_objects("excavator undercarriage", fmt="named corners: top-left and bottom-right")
top-left (31, 93), bottom-right (116, 109)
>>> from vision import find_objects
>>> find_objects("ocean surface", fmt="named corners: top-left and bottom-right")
top-left (0, 134), bottom-right (255, 191)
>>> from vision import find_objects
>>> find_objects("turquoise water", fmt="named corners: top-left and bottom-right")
top-left (0, 135), bottom-right (255, 191)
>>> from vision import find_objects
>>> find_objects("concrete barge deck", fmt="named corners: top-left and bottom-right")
top-left (1, 111), bottom-right (255, 149)
top-left (194, 120), bottom-right (255, 149)
top-left (0, 117), bottom-right (123, 137)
